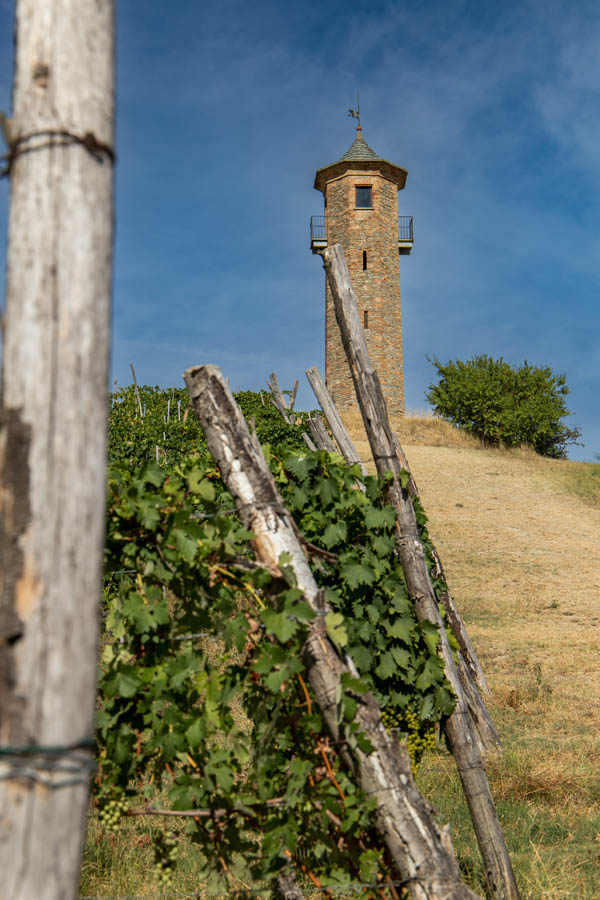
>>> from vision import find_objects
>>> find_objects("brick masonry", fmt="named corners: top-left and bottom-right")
top-left (319, 168), bottom-right (405, 416)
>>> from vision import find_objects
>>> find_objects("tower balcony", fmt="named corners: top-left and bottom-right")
top-left (310, 215), bottom-right (414, 254)
top-left (310, 215), bottom-right (328, 250)
top-left (398, 216), bottom-right (414, 255)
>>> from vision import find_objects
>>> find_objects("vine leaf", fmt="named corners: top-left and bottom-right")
top-left (325, 611), bottom-right (348, 648)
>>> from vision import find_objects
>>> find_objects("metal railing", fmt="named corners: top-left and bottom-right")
top-left (310, 214), bottom-right (413, 244)
top-left (310, 215), bottom-right (326, 243)
top-left (399, 216), bottom-right (413, 242)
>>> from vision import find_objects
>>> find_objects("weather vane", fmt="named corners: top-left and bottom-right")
top-left (348, 93), bottom-right (361, 128)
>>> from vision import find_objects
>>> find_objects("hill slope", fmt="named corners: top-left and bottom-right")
top-left (347, 413), bottom-right (600, 898)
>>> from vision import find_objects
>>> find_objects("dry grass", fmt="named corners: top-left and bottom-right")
top-left (83, 415), bottom-right (600, 898)
top-left (342, 412), bottom-right (600, 898)
top-left (341, 408), bottom-right (483, 453)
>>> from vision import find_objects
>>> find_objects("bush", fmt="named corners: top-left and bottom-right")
top-left (425, 355), bottom-right (582, 458)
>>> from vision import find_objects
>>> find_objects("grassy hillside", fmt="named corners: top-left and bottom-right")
top-left (81, 408), bottom-right (599, 899)
top-left (346, 411), bottom-right (600, 899)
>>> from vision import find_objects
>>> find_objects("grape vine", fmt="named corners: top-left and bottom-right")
top-left (96, 388), bottom-right (456, 895)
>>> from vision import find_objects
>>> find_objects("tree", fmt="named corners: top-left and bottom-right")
top-left (0, 2), bottom-right (115, 898)
top-left (426, 355), bottom-right (582, 459)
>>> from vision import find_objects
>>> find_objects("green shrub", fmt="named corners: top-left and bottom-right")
top-left (426, 355), bottom-right (582, 458)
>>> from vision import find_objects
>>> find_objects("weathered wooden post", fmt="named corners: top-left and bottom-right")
top-left (0, 2), bottom-right (115, 898)
top-left (319, 243), bottom-right (520, 900)
top-left (185, 364), bottom-right (484, 900)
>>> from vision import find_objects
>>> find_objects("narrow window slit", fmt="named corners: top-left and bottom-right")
top-left (363, 250), bottom-right (368, 270)
top-left (364, 310), bottom-right (369, 329)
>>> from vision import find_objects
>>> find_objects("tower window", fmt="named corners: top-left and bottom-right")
top-left (362, 250), bottom-right (368, 270)
top-left (363, 310), bottom-right (369, 329)
top-left (355, 186), bottom-right (372, 208)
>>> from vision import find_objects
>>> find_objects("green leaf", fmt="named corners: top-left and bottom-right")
top-left (143, 461), bottom-right (165, 487)
top-left (364, 506), bottom-right (396, 529)
top-left (325, 612), bottom-right (348, 648)
top-left (172, 527), bottom-right (198, 563)
top-left (318, 477), bottom-right (339, 505)
top-left (187, 471), bottom-right (215, 501)
top-left (351, 644), bottom-right (373, 671)
top-left (116, 669), bottom-right (142, 698)
top-left (420, 620), bottom-right (441, 655)
top-left (261, 608), bottom-right (297, 643)
top-left (416, 657), bottom-right (445, 691)
top-left (322, 520), bottom-right (347, 549)
top-left (375, 652), bottom-right (396, 680)
top-left (386, 618), bottom-right (413, 643)
top-left (186, 717), bottom-right (205, 748)
top-left (340, 560), bottom-right (375, 589)
top-left (391, 646), bottom-right (411, 670)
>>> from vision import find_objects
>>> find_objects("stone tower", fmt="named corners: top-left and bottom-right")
top-left (311, 125), bottom-right (412, 417)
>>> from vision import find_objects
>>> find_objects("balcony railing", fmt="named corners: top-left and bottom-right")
top-left (310, 214), bottom-right (413, 253)
top-left (310, 215), bottom-right (327, 246)
top-left (399, 216), bottom-right (413, 243)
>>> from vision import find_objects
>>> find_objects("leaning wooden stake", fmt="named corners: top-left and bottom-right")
top-left (0, 2), bottom-right (115, 899)
top-left (307, 363), bottom-right (489, 698)
top-left (306, 365), bottom-right (368, 476)
top-left (307, 414), bottom-right (337, 453)
top-left (305, 365), bottom-right (498, 749)
top-left (320, 243), bottom-right (520, 900)
top-left (185, 364), bottom-right (483, 900)
top-left (392, 435), bottom-right (491, 696)
top-left (267, 371), bottom-right (292, 422)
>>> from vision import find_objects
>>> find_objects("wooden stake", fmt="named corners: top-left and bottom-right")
top-left (289, 379), bottom-right (299, 413)
top-left (130, 362), bottom-right (144, 418)
top-left (307, 364), bottom-right (495, 716)
top-left (319, 243), bottom-right (520, 900)
top-left (305, 366), bottom-right (367, 476)
top-left (184, 364), bottom-right (483, 900)
top-left (307, 414), bottom-right (337, 453)
top-left (0, 2), bottom-right (115, 897)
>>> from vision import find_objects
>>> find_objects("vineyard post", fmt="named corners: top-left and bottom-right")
top-left (307, 365), bottom-right (493, 706)
top-left (307, 414), bottom-right (337, 453)
top-left (0, 2), bottom-right (115, 898)
top-left (305, 365), bottom-right (368, 476)
top-left (184, 363), bottom-right (484, 900)
top-left (320, 243), bottom-right (520, 900)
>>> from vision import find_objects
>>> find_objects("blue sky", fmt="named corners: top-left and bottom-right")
top-left (1, 0), bottom-right (599, 460)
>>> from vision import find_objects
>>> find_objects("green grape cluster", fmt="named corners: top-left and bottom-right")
top-left (154, 833), bottom-right (179, 889)
top-left (99, 794), bottom-right (128, 831)
top-left (380, 706), bottom-right (437, 773)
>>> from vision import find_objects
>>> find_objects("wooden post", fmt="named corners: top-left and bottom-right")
top-left (320, 244), bottom-right (520, 900)
top-left (288, 379), bottom-right (299, 413)
top-left (309, 365), bottom-right (492, 704)
top-left (392, 435), bottom-right (491, 696)
top-left (267, 372), bottom-right (292, 422)
top-left (130, 362), bottom-right (143, 418)
top-left (184, 364), bottom-right (484, 900)
top-left (307, 414), bottom-right (337, 453)
top-left (305, 365), bottom-right (368, 476)
top-left (0, 2), bottom-right (115, 898)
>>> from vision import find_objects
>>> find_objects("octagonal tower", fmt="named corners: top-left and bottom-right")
top-left (311, 125), bottom-right (412, 416)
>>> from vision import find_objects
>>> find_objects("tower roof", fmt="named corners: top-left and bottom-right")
top-left (338, 128), bottom-right (380, 162)
top-left (314, 126), bottom-right (407, 193)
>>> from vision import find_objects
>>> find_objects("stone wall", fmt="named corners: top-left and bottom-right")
top-left (323, 168), bottom-right (405, 416)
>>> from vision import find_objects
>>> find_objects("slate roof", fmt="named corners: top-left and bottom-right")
top-left (338, 129), bottom-right (381, 162)
top-left (313, 127), bottom-right (408, 192)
